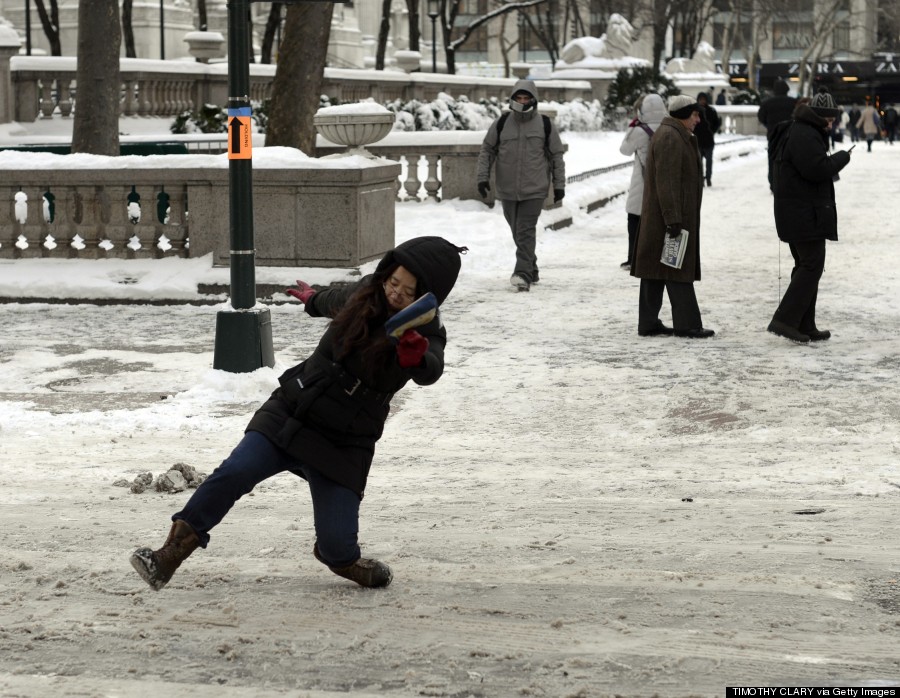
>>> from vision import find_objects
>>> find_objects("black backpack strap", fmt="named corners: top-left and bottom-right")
top-left (496, 111), bottom-right (510, 140)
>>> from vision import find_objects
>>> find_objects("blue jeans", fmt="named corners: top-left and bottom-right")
top-left (173, 431), bottom-right (362, 568)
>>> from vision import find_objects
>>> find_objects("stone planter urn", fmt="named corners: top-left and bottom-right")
top-left (183, 30), bottom-right (225, 63)
top-left (394, 50), bottom-right (421, 73)
top-left (314, 104), bottom-right (396, 156)
top-left (510, 62), bottom-right (532, 79)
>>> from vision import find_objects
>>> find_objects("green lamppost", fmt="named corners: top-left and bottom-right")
top-left (214, 0), bottom-right (345, 373)
top-left (212, 0), bottom-right (274, 373)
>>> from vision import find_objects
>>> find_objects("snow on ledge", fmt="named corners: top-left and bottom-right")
top-left (0, 146), bottom-right (393, 170)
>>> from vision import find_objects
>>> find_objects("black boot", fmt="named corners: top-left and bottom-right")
top-left (130, 520), bottom-right (200, 591)
top-left (313, 544), bottom-right (392, 588)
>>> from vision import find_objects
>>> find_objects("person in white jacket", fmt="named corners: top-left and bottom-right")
top-left (618, 93), bottom-right (667, 269)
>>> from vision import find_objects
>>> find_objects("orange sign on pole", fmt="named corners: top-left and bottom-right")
top-left (228, 115), bottom-right (252, 160)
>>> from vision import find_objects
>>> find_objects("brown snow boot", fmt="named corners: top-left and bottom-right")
top-left (130, 520), bottom-right (200, 591)
top-left (313, 543), bottom-right (393, 588)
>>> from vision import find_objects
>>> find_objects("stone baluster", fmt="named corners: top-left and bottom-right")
top-left (0, 186), bottom-right (14, 258)
top-left (50, 186), bottom-right (78, 258)
top-left (122, 77), bottom-right (138, 116)
top-left (16, 188), bottom-right (43, 258)
top-left (94, 187), bottom-right (127, 258)
top-left (423, 154), bottom-right (440, 200)
top-left (163, 79), bottom-right (176, 115)
top-left (129, 186), bottom-right (157, 258)
top-left (403, 154), bottom-right (422, 201)
top-left (73, 186), bottom-right (102, 258)
top-left (138, 77), bottom-right (153, 117)
top-left (158, 185), bottom-right (188, 256)
top-left (177, 79), bottom-right (191, 113)
top-left (39, 78), bottom-right (55, 118)
top-left (57, 78), bottom-right (73, 117)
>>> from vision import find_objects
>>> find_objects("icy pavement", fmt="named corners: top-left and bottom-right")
top-left (0, 141), bottom-right (898, 696)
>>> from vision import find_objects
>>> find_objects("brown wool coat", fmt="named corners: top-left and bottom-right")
top-left (631, 115), bottom-right (704, 283)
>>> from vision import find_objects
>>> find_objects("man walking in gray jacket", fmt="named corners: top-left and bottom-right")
top-left (477, 80), bottom-right (566, 291)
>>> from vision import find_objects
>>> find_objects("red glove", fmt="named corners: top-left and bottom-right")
top-left (628, 118), bottom-right (641, 127)
top-left (396, 330), bottom-right (429, 368)
top-left (285, 280), bottom-right (316, 304)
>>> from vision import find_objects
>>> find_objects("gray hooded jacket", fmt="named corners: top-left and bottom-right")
top-left (476, 79), bottom-right (566, 201)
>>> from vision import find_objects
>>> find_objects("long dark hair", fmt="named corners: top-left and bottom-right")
top-left (330, 264), bottom-right (412, 370)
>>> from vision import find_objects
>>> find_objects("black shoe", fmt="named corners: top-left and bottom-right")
top-left (804, 328), bottom-right (831, 341)
top-left (674, 328), bottom-right (715, 339)
top-left (767, 320), bottom-right (810, 343)
top-left (620, 261), bottom-right (631, 270)
top-left (638, 322), bottom-right (674, 337)
top-left (532, 270), bottom-right (540, 284)
top-left (706, 178), bottom-right (712, 187)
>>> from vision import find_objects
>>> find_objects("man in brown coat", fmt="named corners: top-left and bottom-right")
top-left (631, 94), bottom-right (715, 339)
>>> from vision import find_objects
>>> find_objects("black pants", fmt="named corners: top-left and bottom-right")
top-left (700, 145), bottom-right (714, 183)
top-left (773, 239), bottom-right (826, 331)
top-left (627, 213), bottom-right (640, 264)
top-left (639, 279), bottom-right (703, 332)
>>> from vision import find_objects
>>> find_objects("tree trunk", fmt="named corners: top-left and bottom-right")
top-left (265, 2), bottom-right (333, 155)
top-left (34, 0), bottom-right (61, 56)
top-left (122, 0), bottom-right (136, 58)
top-left (72, 0), bottom-right (120, 155)
top-left (261, 3), bottom-right (282, 64)
top-left (376, 0), bottom-right (392, 71)
top-left (405, 0), bottom-right (420, 52)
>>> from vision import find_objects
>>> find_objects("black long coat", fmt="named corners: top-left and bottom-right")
top-left (772, 104), bottom-right (851, 243)
top-left (631, 116), bottom-right (703, 283)
top-left (246, 277), bottom-right (446, 497)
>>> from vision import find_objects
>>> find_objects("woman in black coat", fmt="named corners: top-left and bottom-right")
top-left (769, 91), bottom-right (852, 343)
top-left (131, 236), bottom-right (467, 590)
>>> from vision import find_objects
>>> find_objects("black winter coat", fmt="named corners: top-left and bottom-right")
top-left (695, 104), bottom-right (720, 149)
top-left (758, 95), bottom-right (798, 137)
top-left (772, 104), bottom-right (851, 243)
top-left (245, 276), bottom-right (446, 497)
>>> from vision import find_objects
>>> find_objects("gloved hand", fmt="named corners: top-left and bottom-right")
top-left (665, 224), bottom-right (682, 237)
top-left (396, 329), bottom-right (429, 368)
top-left (285, 280), bottom-right (316, 305)
top-left (628, 118), bottom-right (641, 128)
top-left (554, 189), bottom-right (565, 203)
top-left (477, 181), bottom-right (490, 199)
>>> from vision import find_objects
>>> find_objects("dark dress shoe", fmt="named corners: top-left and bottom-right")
top-left (804, 328), bottom-right (831, 341)
top-left (767, 319), bottom-right (810, 343)
top-left (674, 328), bottom-right (715, 338)
top-left (638, 323), bottom-right (674, 337)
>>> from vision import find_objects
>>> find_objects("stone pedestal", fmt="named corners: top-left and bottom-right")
top-left (0, 25), bottom-right (21, 124)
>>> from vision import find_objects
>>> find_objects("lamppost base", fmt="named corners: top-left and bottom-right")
top-left (213, 308), bottom-right (275, 373)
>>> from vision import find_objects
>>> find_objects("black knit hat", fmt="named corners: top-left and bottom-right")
top-left (810, 88), bottom-right (841, 118)
top-left (773, 78), bottom-right (790, 95)
top-left (374, 236), bottom-right (468, 305)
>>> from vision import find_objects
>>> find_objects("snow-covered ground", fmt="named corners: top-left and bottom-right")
top-left (0, 131), bottom-right (898, 697)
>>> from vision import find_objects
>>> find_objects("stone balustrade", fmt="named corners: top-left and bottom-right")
top-left (8, 56), bottom-right (591, 123)
top-left (0, 150), bottom-right (400, 268)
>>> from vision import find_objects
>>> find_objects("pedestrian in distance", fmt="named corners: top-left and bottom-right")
top-left (631, 95), bottom-right (715, 339)
top-left (618, 93), bottom-right (666, 270)
top-left (767, 89), bottom-right (852, 344)
top-left (130, 236), bottom-right (468, 591)
top-left (882, 103), bottom-right (898, 145)
top-left (694, 91), bottom-right (721, 187)
top-left (757, 78), bottom-right (798, 191)
top-left (715, 88), bottom-right (727, 106)
top-left (856, 100), bottom-right (881, 152)
top-left (477, 79), bottom-right (566, 292)
top-left (847, 104), bottom-right (862, 142)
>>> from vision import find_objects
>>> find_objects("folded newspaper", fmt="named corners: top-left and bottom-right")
top-left (660, 229), bottom-right (689, 269)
